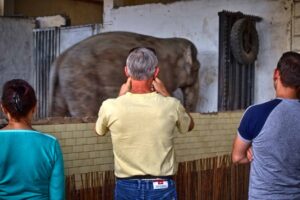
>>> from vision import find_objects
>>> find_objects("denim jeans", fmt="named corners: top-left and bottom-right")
top-left (114, 178), bottom-right (177, 200)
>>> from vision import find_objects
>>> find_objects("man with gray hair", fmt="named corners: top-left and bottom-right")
top-left (95, 47), bottom-right (194, 199)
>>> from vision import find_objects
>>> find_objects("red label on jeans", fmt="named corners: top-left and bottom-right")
top-left (153, 180), bottom-right (168, 189)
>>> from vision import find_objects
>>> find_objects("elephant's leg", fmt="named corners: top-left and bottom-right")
top-left (65, 89), bottom-right (101, 117)
top-left (49, 86), bottom-right (70, 117)
top-left (181, 80), bottom-right (199, 112)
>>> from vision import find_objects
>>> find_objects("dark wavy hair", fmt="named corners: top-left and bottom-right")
top-left (1, 79), bottom-right (37, 121)
top-left (277, 51), bottom-right (300, 98)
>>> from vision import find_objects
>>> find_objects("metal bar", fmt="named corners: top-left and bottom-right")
top-left (241, 64), bottom-right (246, 108)
top-left (218, 12), bottom-right (226, 111)
top-left (32, 27), bottom-right (61, 119)
top-left (233, 61), bottom-right (240, 110)
top-left (249, 63), bottom-right (255, 106)
top-left (37, 30), bottom-right (42, 118)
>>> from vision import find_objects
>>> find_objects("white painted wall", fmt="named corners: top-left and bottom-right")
top-left (59, 24), bottom-right (101, 53)
top-left (102, 0), bottom-right (292, 113)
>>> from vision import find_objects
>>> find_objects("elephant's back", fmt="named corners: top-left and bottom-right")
top-left (54, 31), bottom-right (195, 70)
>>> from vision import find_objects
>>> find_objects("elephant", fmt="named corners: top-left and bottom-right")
top-left (49, 31), bottom-right (200, 117)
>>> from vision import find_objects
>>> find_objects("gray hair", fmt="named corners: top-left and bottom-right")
top-left (126, 47), bottom-right (158, 80)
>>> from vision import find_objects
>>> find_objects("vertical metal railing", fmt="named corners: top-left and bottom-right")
top-left (32, 24), bottom-right (102, 119)
top-left (33, 28), bottom-right (60, 119)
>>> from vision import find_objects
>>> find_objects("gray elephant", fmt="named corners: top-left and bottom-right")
top-left (49, 31), bottom-right (200, 117)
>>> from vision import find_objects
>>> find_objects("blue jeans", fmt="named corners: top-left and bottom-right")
top-left (114, 178), bottom-right (177, 200)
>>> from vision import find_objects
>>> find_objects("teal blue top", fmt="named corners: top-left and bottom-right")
top-left (0, 130), bottom-right (65, 199)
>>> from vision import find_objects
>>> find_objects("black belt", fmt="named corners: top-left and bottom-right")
top-left (116, 175), bottom-right (173, 180)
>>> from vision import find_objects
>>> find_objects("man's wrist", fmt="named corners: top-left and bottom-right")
top-left (160, 90), bottom-right (170, 97)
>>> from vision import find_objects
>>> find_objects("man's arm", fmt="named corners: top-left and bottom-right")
top-left (153, 77), bottom-right (194, 131)
top-left (95, 114), bottom-right (109, 136)
top-left (152, 77), bottom-right (170, 97)
top-left (119, 77), bottom-right (131, 96)
top-left (232, 135), bottom-right (252, 164)
top-left (95, 102), bottom-right (109, 136)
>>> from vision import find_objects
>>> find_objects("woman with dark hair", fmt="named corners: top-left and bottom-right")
top-left (0, 79), bottom-right (65, 199)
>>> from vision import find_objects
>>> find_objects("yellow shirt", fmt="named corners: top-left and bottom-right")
top-left (95, 92), bottom-right (191, 178)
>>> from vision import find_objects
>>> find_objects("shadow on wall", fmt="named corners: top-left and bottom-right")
top-left (197, 51), bottom-right (218, 112)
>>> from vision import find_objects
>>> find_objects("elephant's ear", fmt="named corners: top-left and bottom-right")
top-left (184, 45), bottom-right (193, 73)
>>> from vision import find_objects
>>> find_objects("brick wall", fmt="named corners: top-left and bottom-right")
top-left (33, 111), bottom-right (243, 187)
top-left (175, 112), bottom-right (242, 162)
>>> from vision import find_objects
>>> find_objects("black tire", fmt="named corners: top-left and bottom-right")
top-left (230, 18), bottom-right (259, 64)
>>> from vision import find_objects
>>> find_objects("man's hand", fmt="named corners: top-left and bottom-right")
top-left (247, 147), bottom-right (253, 162)
top-left (152, 78), bottom-right (170, 97)
top-left (119, 77), bottom-right (131, 96)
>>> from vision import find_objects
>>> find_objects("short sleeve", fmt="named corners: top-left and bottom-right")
top-left (238, 99), bottom-right (282, 142)
top-left (95, 101), bottom-right (110, 136)
top-left (237, 108), bottom-right (254, 142)
top-left (176, 102), bottom-right (191, 134)
top-left (49, 140), bottom-right (65, 200)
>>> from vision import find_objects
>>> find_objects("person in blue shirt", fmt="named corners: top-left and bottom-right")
top-left (0, 79), bottom-right (65, 199)
top-left (232, 51), bottom-right (300, 199)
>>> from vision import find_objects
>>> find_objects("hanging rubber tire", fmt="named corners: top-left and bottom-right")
top-left (230, 18), bottom-right (259, 64)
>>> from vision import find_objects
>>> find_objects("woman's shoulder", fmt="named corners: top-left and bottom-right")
top-left (0, 129), bottom-right (58, 142)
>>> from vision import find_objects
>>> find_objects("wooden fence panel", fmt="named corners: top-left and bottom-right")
top-left (65, 155), bottom-right (250, 200)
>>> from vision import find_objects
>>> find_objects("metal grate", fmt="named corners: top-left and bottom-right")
top-left (218, 11), bottom-right (261, 111)
top-left (33, 28), bottom-right (60, 119)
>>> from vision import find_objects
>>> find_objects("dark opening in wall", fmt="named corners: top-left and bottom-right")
top-left (218, 11), bottom-right (261, 111)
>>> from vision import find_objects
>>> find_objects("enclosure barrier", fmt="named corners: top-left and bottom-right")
top-left (65, 154), bottom-right (249, 200)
